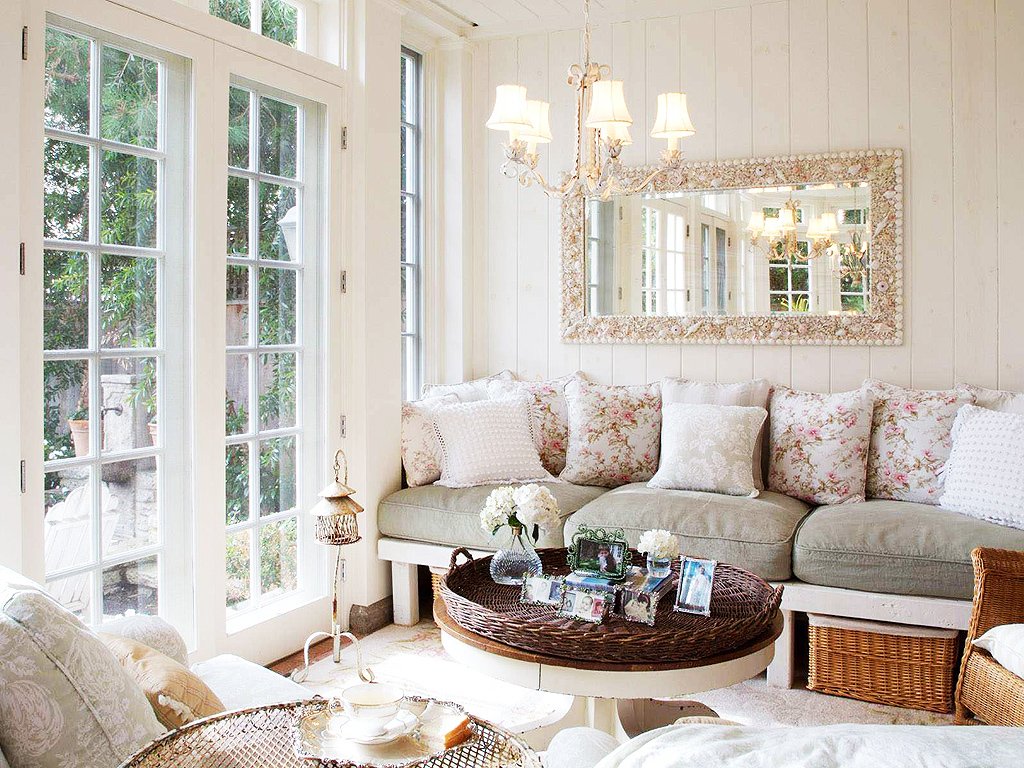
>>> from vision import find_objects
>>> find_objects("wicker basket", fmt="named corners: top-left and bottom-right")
top-left (438, 547), bottom-right (783, 666)
top-left (807, 614), bottom-right (960, 713)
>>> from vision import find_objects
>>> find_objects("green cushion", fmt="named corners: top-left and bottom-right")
top-left (793, 501), bottom-right (1024, 599)
top-left (564, 483), bottom-right (811, 580)
top-left (378, 483), bottom-right (608, 549)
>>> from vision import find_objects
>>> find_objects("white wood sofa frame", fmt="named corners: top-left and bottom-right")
top-left (377, 538), bottom-right (971, 688)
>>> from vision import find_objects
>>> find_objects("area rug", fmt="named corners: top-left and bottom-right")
top-left (296, 619), bottom-right (956, 733)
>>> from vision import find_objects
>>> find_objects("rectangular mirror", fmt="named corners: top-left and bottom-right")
top-left (562, 150), bottom-right (903, 345)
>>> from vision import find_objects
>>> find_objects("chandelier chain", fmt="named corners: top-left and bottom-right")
top-left (583, 0), bottom-right (591, 65)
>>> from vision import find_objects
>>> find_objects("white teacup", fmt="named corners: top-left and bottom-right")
top-left (330, 683), bottom-right (404, 736)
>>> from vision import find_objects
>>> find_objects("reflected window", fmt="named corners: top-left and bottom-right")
top-left (768, 241), bottom-right (811, 313)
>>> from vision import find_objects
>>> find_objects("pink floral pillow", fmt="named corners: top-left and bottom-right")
top-left (400, 394), bottom-right (458, 486)
top-left (767, 387), bottom-right (874, 505)
top-left (560, 380), bottom-right (662, 488)
top-left (864, 379), bottom-right (974, 504)
top-left (487, 372), bottom-right (587, 476)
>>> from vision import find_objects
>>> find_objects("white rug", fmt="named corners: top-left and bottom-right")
top-left (297, 620), bottom-right (956, 734)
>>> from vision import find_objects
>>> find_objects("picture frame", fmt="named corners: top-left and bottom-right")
top-left (673, 557), bottom-right (716, 617)
top-left (558, 585), bottom-right (611, 624)
top-left (567, 526), bottom-right (631, 581)
top-left (614, 568), bottom-right (676, 626)
top-left (520, 574), bottom-right (565, 607)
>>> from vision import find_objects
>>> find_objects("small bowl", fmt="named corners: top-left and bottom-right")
top-left (330, 683), bottom-right (404, 736)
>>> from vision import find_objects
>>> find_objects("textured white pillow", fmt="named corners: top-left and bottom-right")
top-left (972, 623), bottom-right (1024, 680)
top-left (432, 399), bottom-right (552, 488)
top-left (939, 404), bottom-right (1024, 529)
top-left (401, 394), bottom-right (459, 486)
top-left (661, 378), bottom-right (771, 489)
top-left (649, 403), bottom-right (766, 496)
top-left (422, 370), bottom-right (516, 402)
top-left (958, 383), bottom-right (1024, 415)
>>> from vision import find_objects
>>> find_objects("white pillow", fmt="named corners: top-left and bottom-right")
top-left (661, 378), bottom-right (771, 489)
top-left (401, 394), bottom-right (459, 486)
top-left (972, 623), bottom-right (1024, 680)
top-left (939, 404), bottom-right (1024, 529)
top-left (421, 370), bottom-right (516, 402)
top-left (958, 383), bottom-right (1024, 415)
top-left (432, 399), bottom-right (552, 488)
top-left (649, 403), bottom-right (767, 497)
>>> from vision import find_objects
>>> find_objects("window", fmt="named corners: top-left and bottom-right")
top-left (224, 82), bottom-right (321, 615)
top-left (715, 227), bottom-right (727, 315)
top-left (210, 0), bottom-right (302, 49)
top-left (41, 21), bottom-right (190, 626)
top-left (768, 242), bottom-right (811, 313)
top-left (701, 223), bottom-right (711, 313)
top-left (640, 203), bottom-right (686, 316)
top-left (400, 49), bottom-right (422, 402)
top-left (840, 254), bottom-right (871, 313)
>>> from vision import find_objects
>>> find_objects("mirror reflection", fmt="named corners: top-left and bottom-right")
top-left (584, 183), bottom-right (872, 318)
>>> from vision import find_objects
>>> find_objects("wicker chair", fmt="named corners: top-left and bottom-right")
top-left (954, 547), bottom-right (1024, 725)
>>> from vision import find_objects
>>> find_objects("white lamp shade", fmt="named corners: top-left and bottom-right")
top-left (778, 206), bottom-right (797, 231)
top-left (486, 84), bottom-right (531, 131)
top-left (519, 100), bottom-right (553, 143)
top-left (747, 211), bottom-right (765, 233)
top-left (651, 92), bottom-right (696, 138)
top-left (820, 211), bottom-right (840, 234)
top-left (805, 217), bottom-right (824, 240)
top-left (586, 80), bottom-right (633, 128)
top-left (762, 217), bottom-right (782, 237)
top-left (602, 123), bottom-right (633, 145)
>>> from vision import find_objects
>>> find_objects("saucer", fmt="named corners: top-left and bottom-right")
top-left (336, 709), bottom-right (420, 745)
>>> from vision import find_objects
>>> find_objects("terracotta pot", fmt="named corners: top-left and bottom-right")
top-left (68, 419), bottom-right (90, 457)
top-left (148, 421), bottom-right (158, 445)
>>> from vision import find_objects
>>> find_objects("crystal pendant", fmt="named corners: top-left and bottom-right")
top-left (490, 526), bottom-right (542, 585)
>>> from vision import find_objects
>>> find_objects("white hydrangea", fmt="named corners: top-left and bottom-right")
top-left (513, 484), bottom-right (561, 534)
top-left (480, 486), bottom-right (516, 534)
top-left (636, 529), bottom-right (680, 559)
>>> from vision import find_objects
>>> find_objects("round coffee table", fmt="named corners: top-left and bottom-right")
top-left (434, 600), bottom-right (782, 739)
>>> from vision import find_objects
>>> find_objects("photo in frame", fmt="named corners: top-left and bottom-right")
top-left (520, 574), bottom-right (565, 607)
top-left (567, 526), bottom-right (631, 581)
top-left (614, 567), bottom-right (676, 626)
top-left (673, 557), bottom-right (716, 617)
top-left (558, 585), bottom-right (610, 624)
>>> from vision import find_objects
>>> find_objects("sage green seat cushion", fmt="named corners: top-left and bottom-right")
top-left (792, 500), bottom-right (1024, 599)
top-left (378, 483), bottom-right (608, 549)
top-left (564, 483), bottom-right (811, 580)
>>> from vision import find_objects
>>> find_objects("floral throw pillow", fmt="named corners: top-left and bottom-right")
top-left (401, 394), bottom-right (459, 486)
top-left (767, 387), bottom-right (874, 505)
top-left (560, 379), bottom-right (662, 488)
top-left (487, 372), bottom-right (586, 476)
top-left (864, 379), bottom-right (974, 504)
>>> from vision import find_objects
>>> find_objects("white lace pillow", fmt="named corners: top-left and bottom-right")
top-left (422, 370), bottom-right (516, 402)
top-left (561, 379), bottom-right (662, 488)
top-left (939, 404), bottom-right (1024, 529)
top-left (767, 387), bottom-right (874, 505)
top-left (649, 403), bottom-right (766, 497)
top-left (432, 399), bottom-right (552, 488)
top-left (401, 394), bottom-right (459, 486)
top-left (487, 372), bottom-right (586, 476)
top-left (864, 379), bottom-right (974, 504)
top-left (661, 377), bottom-right (771, 489)
top-left (958, 383), bottom-right (1024, 415)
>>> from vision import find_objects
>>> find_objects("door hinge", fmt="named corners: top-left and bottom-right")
top-left (340, 415), bottom-right (347, 439)
top-left (20, 460), bottom-right (25, 493)
top-left (340, 126), bottom-right (347, 150)
top-left (340, 270), bottom-right (347, 294)
top-left (19, 243), bottom-right (25, 275)
top-left (21, 27), bottom-right (28, 61)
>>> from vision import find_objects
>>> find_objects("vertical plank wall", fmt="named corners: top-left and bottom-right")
top-left (470, 0), bottom-right (1022, 393)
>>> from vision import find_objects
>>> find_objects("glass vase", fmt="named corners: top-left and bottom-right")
top-left (646, 554), bottom-right (672, 579)
top-left (490, 526), bottom-right (542, 585)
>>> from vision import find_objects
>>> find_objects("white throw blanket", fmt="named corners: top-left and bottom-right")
top-left (594, 723), bottom-right (1024, 768)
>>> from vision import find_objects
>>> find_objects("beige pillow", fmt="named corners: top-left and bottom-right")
top-left (99, 634), bottom-right (224, 729)
top-left (958, 383), bottom-right (1024, 415)
top-left (421, 370), bottom-right (516, 402)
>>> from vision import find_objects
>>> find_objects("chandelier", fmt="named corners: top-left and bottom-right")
top-left (485, 0), bottom-right (695, 199)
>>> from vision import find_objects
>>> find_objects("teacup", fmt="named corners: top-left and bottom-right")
top-left (330, 683), bottom-right (404, 736)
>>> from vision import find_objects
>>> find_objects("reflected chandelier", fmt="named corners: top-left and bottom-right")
top-left (485, 0), bottom-right (696, 199)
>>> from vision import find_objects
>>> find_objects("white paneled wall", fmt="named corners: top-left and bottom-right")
top-left (468, 0), bottom-right (1024, 393)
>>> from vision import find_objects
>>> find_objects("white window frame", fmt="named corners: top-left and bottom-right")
top-left (768, 241), bottom-right (812, 314)
top-left (400, 47), bottom-right (422, 402)
top-left (206, 0), bottom-right (312, 53)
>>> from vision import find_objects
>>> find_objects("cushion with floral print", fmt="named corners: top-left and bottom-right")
top-left (487, 372), bottom-right (587, 476)
top-left (767, 386), bottom-right (874, 505)
top-left (864, 379), bottom-right (974, 504)
top-left (401, 394), bottom-right (459, 486)
top-left (421, 370), bottom-right (516, 402)
top-left (560, 379), bottom-right (662, 488)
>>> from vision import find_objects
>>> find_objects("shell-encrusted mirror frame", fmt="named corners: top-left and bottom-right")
top-left (561, 149), bottom-right (904, 345)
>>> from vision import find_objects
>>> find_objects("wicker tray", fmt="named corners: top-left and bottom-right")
top-left (438, 548), bottom-right (783, 665)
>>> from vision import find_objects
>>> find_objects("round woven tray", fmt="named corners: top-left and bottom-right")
top-left (438, 548), bottom-right (783, 665)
